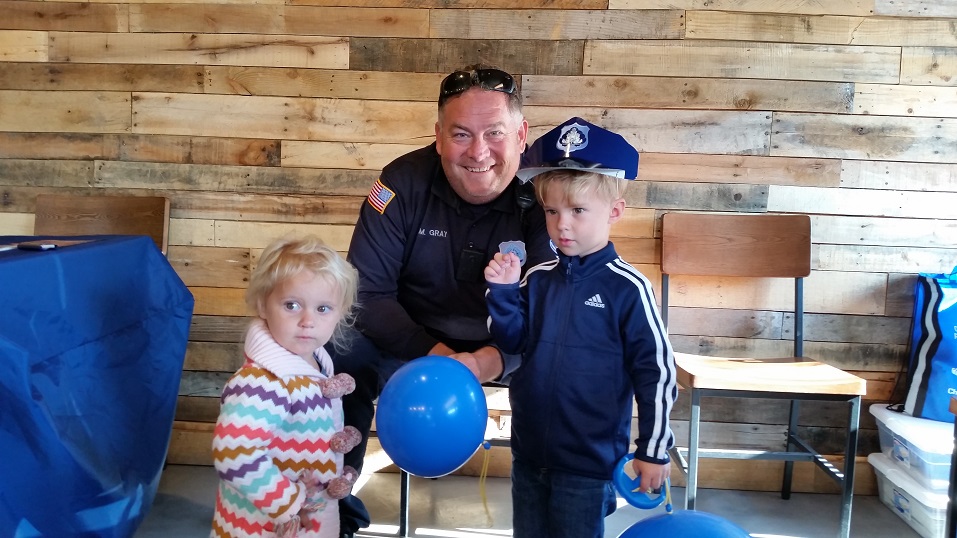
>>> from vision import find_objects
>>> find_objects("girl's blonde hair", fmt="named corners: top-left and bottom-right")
top-left (246, 235), bottom-right (359, 353)
top-left (533, 169), bottom-right (628, 205)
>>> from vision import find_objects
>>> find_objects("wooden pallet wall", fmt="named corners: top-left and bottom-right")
top-left (2, 0), bottom-right (955, 494)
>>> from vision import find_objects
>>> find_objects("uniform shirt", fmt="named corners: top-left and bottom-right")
top-left (347, 143), bottom-right (554, 369)
top-left (486, 242), bottom-right (677, 479)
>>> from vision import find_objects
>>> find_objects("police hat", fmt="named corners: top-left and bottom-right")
top-left (517, 117), bottom-right (639, 183)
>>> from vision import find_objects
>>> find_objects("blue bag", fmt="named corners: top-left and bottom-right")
top-left (904, 267), bottom-right (957, 423)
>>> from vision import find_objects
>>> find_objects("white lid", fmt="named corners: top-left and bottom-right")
top-left (869, 404), bottom-right (954, 454)
top-left (868, 452), bottom-right (950, 508)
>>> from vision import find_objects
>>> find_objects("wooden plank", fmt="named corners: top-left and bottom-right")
top-left (610, 208), bottom-right (656, 238)
top-left (0, 90), bottom-right (130, 133)
top-left (205, 67), bottom-right (442, 100)
top-left (0, 133), bottom-right (118, 160)
top-left (130, 5), bottom-right (428, 37)
top-left (769, 185), bottom-right (957, 219)
top-left (803, 313), bottom-right (910, 345)
top-left (0, 30), bottom-right (47, 62)
top-left (188, 315), bottom-right (248, 343)
top-left (132, 92), bottom-right (436, 144)
top-left (190, 286), bottom-right (249, 317)
top-left (585, 40), bottom-right (901, 83)
top-left (2, 1), bottom-right (126, 32)
top-left (282, 140), bottom-right (422, 170)
top-left (292, 0), bottom-right (606, 8)
top-left (213, 221), bottom-right (354, 250)
top-left (348, 37), bottom-right (584, 75)
top-left (0, 159), bottom-right (95, 188)
top-left (855, 83), bottom-right (957, 118)
top-left (0, 212), bottom-right (33, 234)
top-left (48, 31), bottom-right (348, 69)
top-left (170, 218), bottom-right (217, 248)
top-left (629, 182), bottom-right (769, 212)
top-left (841, 159), bottom-right (957, 191)
top-left (773, 112), bottom-right (957, 164)
top-left (635, 153), bottom-right (841, 187)
top-left (525, 107), bottom-right (772, 155)
top-left (885, 273), bottom-right (917, 318)
top-left (609, 0), bottom-right (877, 17)
top-left (95, 160), bottom-right (377, 196)
top-left (0, 62), bottom-right (203, 92)
top-left (811, 214), bottom-right (957, 248)
top-left (430, 9), bottom-right (684, 39)
top-left (874, 0), bottom-right (957, 17)
top-left (166, 421), bottom-right (214, 466)
top-left (170, 192), bottom-right (364, 225)
top-left (175, 395), bottom-right (221, 423)
top-left (184, 341), bottom-right (244, 372)
top-left (168, 245), bottom-right (251, 288)
top-left (667, 307), bottom-right (784, 339)
top-left (901, 46), bottom-right (957, 86)
top-left (665, 270), bottom-right (887, 315)
top-left (686, 10), bottom-right (957, 46)
top-left (523, 74), bottom-right (853, 113)
top-left (608, 237), bottom-right (657, 265)
top-left (817, 243), bottom-right (957, 274)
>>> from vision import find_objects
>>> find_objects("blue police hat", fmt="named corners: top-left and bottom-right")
top-left (517, 117), bottom-right (639, 183)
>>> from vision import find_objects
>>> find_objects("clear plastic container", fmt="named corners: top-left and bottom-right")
top-left (869, 404), bottom-right (953, 492)
top-left (869, 452), bottom-right (949, 538)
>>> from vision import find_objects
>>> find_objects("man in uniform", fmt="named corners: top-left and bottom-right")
top-left (331, 65), bottom-right (555, 537)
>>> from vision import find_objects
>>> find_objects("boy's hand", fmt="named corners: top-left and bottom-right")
top-left (632, 458), bottom-right (670, 492)
top-left (484, 252), bottom-right (521, 285)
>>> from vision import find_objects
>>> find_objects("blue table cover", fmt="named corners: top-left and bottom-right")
top-left (0, 236), bottom-right (194, 537)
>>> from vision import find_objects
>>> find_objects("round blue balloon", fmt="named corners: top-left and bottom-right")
top-left (617, 511), bottom-right (751, 538)
top-left (375, 356), bottom-right (488, 478)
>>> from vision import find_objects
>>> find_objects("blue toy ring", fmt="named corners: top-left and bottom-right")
top-left (612, 454), bottom-right (668, 510)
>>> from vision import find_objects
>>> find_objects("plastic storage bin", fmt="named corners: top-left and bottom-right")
top-left (869, 404), bottom-right (953, 492)
top-left (869, 453), bottom-right (948, 538)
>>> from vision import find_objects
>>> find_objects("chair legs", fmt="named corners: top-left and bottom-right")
top-left (685, 389), bottom-right (702, 510)
top-left (839, 396), bottom-right (861, 538)
top-left (782, 400), bottom-right (801, 500)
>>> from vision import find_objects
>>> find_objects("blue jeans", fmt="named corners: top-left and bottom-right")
top-left (511, 457), bottom-right (617, 538)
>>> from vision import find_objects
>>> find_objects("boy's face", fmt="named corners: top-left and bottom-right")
top-left (257, 271), bottom-right (343, 362)
top-left (541, 186), bottom-right (624, 258)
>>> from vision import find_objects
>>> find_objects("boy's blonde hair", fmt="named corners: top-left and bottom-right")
top-left (246, 235), bottom-right (359, 352)
top-left (533, 169), bottom-right (628, 205)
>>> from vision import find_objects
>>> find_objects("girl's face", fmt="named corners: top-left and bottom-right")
top-left (257, 271), bottom-right (343, 361)
top-left (541, 187), bottom-right (624, 258)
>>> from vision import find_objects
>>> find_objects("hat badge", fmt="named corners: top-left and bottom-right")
top-left (556, 123), bottom-right (589, 157)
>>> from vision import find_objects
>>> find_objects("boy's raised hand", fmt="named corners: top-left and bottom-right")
top-left (484, 252), bottom-right (521, 285)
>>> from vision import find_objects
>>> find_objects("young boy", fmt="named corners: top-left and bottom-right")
top-left (484, 117), bottom-right (677, 538)
top-left (211, 236), bottom-right (363, 538)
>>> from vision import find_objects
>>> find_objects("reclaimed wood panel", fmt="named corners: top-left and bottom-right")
top-left (49, 32), bottom-right (349, 69)
top-left (213, 220), bottom-right (354, 250)
top-left (291, 0), bottom-right (605, 7)
top-left (0, 159), bottom-right (95, 187)
top-left (0, 30), bottom-right (47, 62)
top-left (855, 83), bottom-right (957, 117)
top-left (585, 40), bottom-right (901, 83)
top-left (430, 9), bottom-right (685, 40)
top-left (811, 214), bottom-right (957, 248)
top-left (2, 1), bottom-right (127, 32)
top-left (901, 46), bottom-right (957, 86)
top-left (769, 184), bottom-right (957, 219)
top-left (772, 112), bottom-right (957, 163)
top-left (817, 244), bottom-right (957, 274)
top-left (204, 67), bottom-right (443, 100)
top-left (0, 62), bottom-right (204, 92)
top-left (132, 92), bottom-right (436, 144)
top-left (874, 0), bottom-right (957, 17)
top-left (522, 74), bottom-right (853, 113)
top-left (841, 159), bottom-right (957, 191)
top-left (129, 5), bottom-right (429, 37)
top-left (167, 245), bottom-right (250, 288)
top-left (349, 37), bottom-right (584, 75)
top-left (0, 90), bottom-right (130, 133)
top-left (609, 0), bottom-right (877, 16)
top-left (282, 140), bottom-right (422, 170)
top-left (190, 286), bottom-right (248, 316)
top-left (637, 153), bottom-right (841, 186)
top-left (95, 160), bottom-right (377, 196)
top-left (686, 10), bottom-right (957, 46)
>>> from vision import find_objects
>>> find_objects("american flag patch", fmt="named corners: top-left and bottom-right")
top-left (367, 179), bottom-right (396, 214)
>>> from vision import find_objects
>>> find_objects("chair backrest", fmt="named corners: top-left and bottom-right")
top-left (34, 194), bottom-right (170, 254)
top-left (660, 212), bottom-right (812, 356)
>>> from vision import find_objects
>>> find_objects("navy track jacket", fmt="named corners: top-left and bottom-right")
top-left (486, 242), bottom-right (677, 479)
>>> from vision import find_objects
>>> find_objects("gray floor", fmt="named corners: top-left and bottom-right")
top-left (136, 465), bottom-right (922, 538)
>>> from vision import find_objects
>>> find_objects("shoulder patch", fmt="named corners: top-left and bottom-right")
top-left (367, 178), bottom-right (396, 214)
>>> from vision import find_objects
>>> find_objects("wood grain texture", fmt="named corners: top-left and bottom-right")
top-left (430, 9), bottom-right (685, 39)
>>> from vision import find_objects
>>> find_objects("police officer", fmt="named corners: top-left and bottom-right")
top-left (330, 64), bottom-right (555, 537)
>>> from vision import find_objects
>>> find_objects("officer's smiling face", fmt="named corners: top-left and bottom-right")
top-left (435, 88), bottom-right (528, 205)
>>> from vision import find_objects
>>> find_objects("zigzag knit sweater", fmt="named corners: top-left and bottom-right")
top-left (211, 319), bottom-right (344, 538)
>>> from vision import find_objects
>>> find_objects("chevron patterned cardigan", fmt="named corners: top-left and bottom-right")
top-left (211, 319), bottom-right (344, 538)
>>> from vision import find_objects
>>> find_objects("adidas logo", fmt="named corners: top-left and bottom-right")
top-left (584, 294), bottom-right (605, 308)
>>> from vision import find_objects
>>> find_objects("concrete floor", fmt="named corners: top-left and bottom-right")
top-left (136, 465), bottom-right (922, 538)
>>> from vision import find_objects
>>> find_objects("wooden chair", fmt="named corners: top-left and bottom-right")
top-left (33, 194), bottom-right (170, 254)
top-left (660, 212), bottom-right (866, 538)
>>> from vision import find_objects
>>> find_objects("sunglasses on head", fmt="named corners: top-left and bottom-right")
top-left (438, 68), bottom-right (517, 105)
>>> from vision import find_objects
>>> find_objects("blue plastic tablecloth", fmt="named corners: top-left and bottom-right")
top-left (0, 236), bottom-right (194, 537)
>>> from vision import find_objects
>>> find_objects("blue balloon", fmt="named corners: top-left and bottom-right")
top-left (617, 511), bottom-right (751, 538)
top-left (375, 356), bottom-right (488, 478)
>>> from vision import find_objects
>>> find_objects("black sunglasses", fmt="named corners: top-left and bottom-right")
top-left (438, 68), bottom-right (517, 105)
